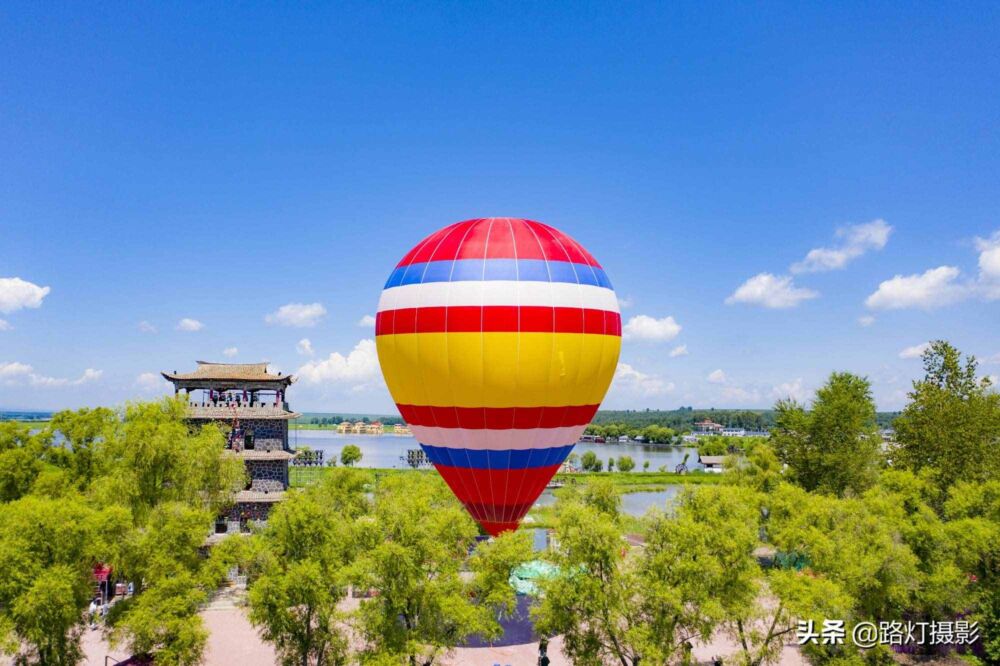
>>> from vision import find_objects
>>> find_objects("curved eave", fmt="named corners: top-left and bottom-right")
top-left (161, 372), bottom-right (296, 389)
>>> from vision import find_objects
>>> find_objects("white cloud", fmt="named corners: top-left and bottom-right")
top-left (622, 315), bottom-right (682, 342)
top-left (704, 370), bottom-right (762, 405)
top-left (725, 273), bottom-right (818, 309)
top-left (791, 219), bottom-right (892, 274)
top-left (771, 378), bottom-right (810, 402)
top-left (0, 362), bottom-right (32, 380)
top-left (858, 315), bottom-right (876, 327)
top-left (987, 375), bottom-right (998, 388)
top-left (265, 303), bottom-right (326, 328)
top-left (899, 342), bottom-right (930, 359)
top-left (176, 318), bottom-right (204, 332)
top-left (707, 369), bottom-right (727, 384)
top-left (357, 314), bottom-right (376, 328)
top-left (983, 352), bottom-right (1000, 366)
top-left (78, 369), bottom-right (102, 383)
top-left (719, 384), bottom-right (762, 405)
top-left (865, 266), bottom-right (968, 310)
top-left (1, 362), bottom-right (102, 387)
top-left (222, 347), bottom-right (238, 358)
top-left (975, 231), bottom-right (1000, 299)
top-left (617, 295), bottom-right (634, 309)
top-left (30, 368), bottom-right (102, 387)
top-left (297, 338), bottom-right (315, 356)
top-left (135, 372), bottom-right (167, 393)
top-left (138, 320), bottom-right (158, 333)
top-left (0, 277), bottom-right (50, 314)
top-left (613, 363), bottom-right (673, 397)
top-left (296, 339), bottom-right (380, 390)
top-left (0, 319), bottom-right (10, 331)
top-left (864, 230), bottom-right (1000, 308)
top-left (668, 344), bottom-right (688, 358)
top-left (976, 231), bottom-right (1000, 279)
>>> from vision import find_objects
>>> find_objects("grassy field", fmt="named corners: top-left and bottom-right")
top-left (552, 470), bottom-right (722, 487)
top-left (288, 467), bottom-right (719, 532)
top-left (289, 467), bottom-right (724, 489)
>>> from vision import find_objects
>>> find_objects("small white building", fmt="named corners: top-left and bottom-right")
top-left (699, 455), bottom-right (726, 473)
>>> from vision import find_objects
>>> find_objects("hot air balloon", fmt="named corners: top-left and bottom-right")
top-left (375, 218), bottom-right (621, 536)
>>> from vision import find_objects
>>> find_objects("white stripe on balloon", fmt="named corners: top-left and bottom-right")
top-left (377, 281), bottom-right (619, 313)
top-left (408, 424), bottom-right (587, 450)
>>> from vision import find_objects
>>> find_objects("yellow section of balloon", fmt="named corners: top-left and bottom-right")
top-left (376, 332), bottom-right (621, 408)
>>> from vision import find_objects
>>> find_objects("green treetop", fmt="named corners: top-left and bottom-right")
top-left (893, 340), bottom-right (1000, 494)
top-left (771, 372), bottom-right (883, 497)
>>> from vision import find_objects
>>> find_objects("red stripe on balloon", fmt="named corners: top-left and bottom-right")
top-left (436, 464), bottom-right (559, 505)
top-left (396, 404), bottom-right (599, 429)
top-left (395, 219), bottom-right (602, 268)
top-left (434, 462), bottom-right (561, 534)
top-left (375, 306), bottom-right (621, 336)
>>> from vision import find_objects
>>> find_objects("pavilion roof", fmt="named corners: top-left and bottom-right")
top-left (162, 361), bottom-right (294, 386)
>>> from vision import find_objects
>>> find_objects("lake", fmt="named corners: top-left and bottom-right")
top-left (290, 430), bottom-right (702, 472)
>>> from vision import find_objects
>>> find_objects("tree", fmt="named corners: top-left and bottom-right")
top-left (0, 421), bottom-right (53, 502)
top-left (643, 460), bottom-right (650, 472)
top-left (11, 566), bottom-right (87, 666)
top-left (245, 473), bottom-right (366, 666)
top-left (617, 455), bottom-right (635, 472)
top-left (727, 568), bottom-right (853, 666)
top-left (340, 444), bottom-right (362, 467)
top-left (639, 425), bottom-right (675, 444)
top-left (607, 457), bottom-right (615, 472)
top-left (109, 572), bottom-right (208, 666)
top-left (580, 450), bottom-right (600, 472)
top-left (725, 443), bottom-right (783, 495)
top-left (107, 503), bottom-right (215, 664)
top-left (468, 530), bottom-right (534, 621)
top-left (771, 372), bottom-right (882, 497)
top-left (350, 474), bottom-right (526, 665)
top-left (49, 407), bottom-right (117, 489)
top-left (942, 479), bottom-right (1000, 660)
top-left (0, 496), bottom-right (94, 666)
top-left (0, 446), bottom-right (42, 502)
top-left (893, 340), bottom-right (1000, 494)
top-left (534, 481), bottom-right (762, 665)
top-left (698, 436), bottom-right (731, 456)
top-left (766, 483), bottom-right (920, 621)
top-left (89, 397), bottom-right (245, 523)
top-left (44, 398), bottom-right (246, 666)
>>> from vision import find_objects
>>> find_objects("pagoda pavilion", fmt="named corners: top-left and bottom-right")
top-left (162, 361), bottom-right (299, 536)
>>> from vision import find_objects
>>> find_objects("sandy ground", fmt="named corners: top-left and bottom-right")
top-left (72, 589), bottom-right (807, 666)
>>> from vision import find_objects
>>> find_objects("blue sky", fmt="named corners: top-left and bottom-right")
top-left (2, 2), bottom-right (998, 413)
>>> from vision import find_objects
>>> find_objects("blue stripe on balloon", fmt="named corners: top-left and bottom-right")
top-left (420, 443), bottom-right (574, 469)
top-left (384, 259), bottom-right (612, 289)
